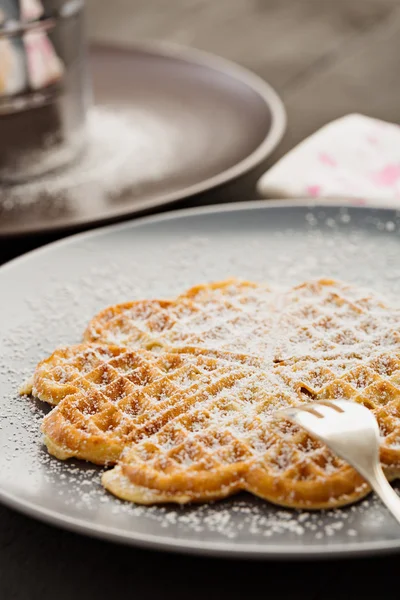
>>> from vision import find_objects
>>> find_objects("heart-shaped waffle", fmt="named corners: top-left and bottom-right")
top-left (23, 278), bottom-right (400, 507)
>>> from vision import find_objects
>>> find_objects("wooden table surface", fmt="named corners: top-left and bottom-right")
top-left (2, 1), bottom-right (400, 597)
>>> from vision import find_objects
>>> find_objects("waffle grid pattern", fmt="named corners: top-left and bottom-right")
top-left (24, 278), bottom-right (400, 507)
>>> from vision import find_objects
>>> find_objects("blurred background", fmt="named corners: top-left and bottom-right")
top-left (86, 0), bottom-right (400, 160)
top-left (2, 0), bottom-right (400, 247)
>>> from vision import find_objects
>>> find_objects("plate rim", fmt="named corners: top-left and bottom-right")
top-left (1, 41), bottom-right (286, 237)
top-left (2, 199), bottom-right (400, 559)
top-left (0, 198), bottom-right (392, 274)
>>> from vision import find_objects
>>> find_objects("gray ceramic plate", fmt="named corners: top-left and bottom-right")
top-left (1, 200), bottom-right (400, 559)
top-left (0, 44), bottom-right (285, 237)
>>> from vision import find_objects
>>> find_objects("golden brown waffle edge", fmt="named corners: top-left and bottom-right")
top-left (22, 278), bottom-right (400, 509)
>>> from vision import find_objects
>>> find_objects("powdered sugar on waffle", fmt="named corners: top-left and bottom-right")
top-left (27, 278), bottom-right (400, 508)
top-left (1, 206), bottom-right (400, 546)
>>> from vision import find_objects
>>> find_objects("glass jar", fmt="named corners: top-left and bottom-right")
top-left (0, 0), bottom-right (90, 182)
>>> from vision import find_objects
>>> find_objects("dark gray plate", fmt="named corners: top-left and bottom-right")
top-left (1, 200), bottom-right (400, 559)
top-left (0, 44), bottom-right (285, 237)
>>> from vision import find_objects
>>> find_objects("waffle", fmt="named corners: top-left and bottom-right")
top-left (24, 278), bottom-right (400, 508)
top-left (103, 350), bottom-right (400, 508)
top-left (83, 279), bottom-right (277, 360)
top-left (39, 345), bottom-right (236, 465)
top-left (35, 341), bottom-right (400, 507)
top-left (84, 277), bottom-right (399, 365)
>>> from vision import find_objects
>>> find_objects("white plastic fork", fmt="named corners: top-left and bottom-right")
top-left (277, 399), bottom-right (400, 524)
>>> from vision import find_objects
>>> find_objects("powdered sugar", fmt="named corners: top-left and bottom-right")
top-left (1, 204), bottom-right (400, 552)
top-left (0, 105), bottom-right (175, 211)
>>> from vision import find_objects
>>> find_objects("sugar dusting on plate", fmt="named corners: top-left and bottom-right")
top-left (1, 206), bottom-right (400, 549)
top-left (0, 105), bottom-right (176, 213)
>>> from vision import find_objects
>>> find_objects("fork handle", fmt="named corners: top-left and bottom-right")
top-left (367, 465), bottom-right (400, 525)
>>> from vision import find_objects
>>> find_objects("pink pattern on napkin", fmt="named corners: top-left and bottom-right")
top-left (258, 115), bottom-right (400, 206)
top-left (371, 164), bottom-right (400, 187)
top-left (306, 185), bottom-right (322, 197)
top-left (366, 134), bottom-right (378, 145)
top-left (318, 152), bottom-right (337, 167)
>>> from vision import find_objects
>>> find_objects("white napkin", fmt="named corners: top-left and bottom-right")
top-left (257, 114), bottom-right (400, 207)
